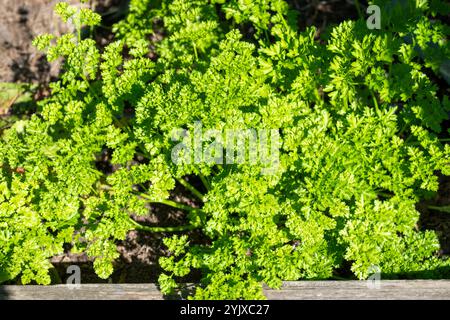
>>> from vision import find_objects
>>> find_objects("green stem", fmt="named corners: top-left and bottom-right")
top-left (354, 0), bottom-right (363, 20)
top-left (406, 138), bottom-right (450, 146)
top-left (159, 199), bottom-right (199, 212)
top-left (137, 192), bottom-right (202, 212)
top-left (428, 205), bottom-right (450, 213)
top-left (264, 29), bottom-right (270, 44)
top-left (344, 95), bottom-right (349, 110)
top-left (198, 172), bottom-right (211, 191)
top-left (398, 122), bottom-right (408, 137)
top-left (192, 42), bottom-right (198, 61)
top-left (371, 90), bottom-right (379, 113)
top-left (278, 12), bottom-right (289, 31)
top-left (127, 216), bottom-right (198, 232)
top-left (404, 134), bottom-right (414, 144)
top-left (177, 178), bottom-right (204, 202)
top-left (0, 124), bottom-right (12, 132)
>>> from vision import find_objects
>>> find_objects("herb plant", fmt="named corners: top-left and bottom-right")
top-left (0, 0), bottom-right (449, 299)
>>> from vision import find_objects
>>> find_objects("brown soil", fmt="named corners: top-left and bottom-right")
top-left (0, 0), bottom-right (77, 84)
top-left (289, 0), bottom-right (361, 33)
top-left (419, 175), bottom-right (450, 256)
top-left (0, 0), bottom-right (128, 82)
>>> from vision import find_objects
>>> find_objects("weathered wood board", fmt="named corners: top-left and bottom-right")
top-left (1, 281), bottom-right (450, 300)
top-left (263, 280), bottom-right (450, 300)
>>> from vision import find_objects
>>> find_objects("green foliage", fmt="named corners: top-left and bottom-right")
top-left (1, 0), bottom-right (449, 299)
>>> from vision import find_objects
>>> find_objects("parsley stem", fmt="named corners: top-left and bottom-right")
top-left (198, 172), bottom-right (211, 191)
top-left (158, 199), bottom-right (199, 211)
top-left (398, 122), bottom-right (408, 136)
top-left (371, 90), bottom-right (379, 113)
top-left (427, 205), bottom-right (450, 213)
top-left (278, 12), bottom-right (289, 31)
top-left (354, 0), bottom-right (363, 20)
top-left (192, 42), bottom-right (198, 61)
top-left (406, 138), bottom-right (450, 146)
top-left (127, 216), bottom-right (197, 232)
top-left (137, 192), bottom-right (202, 212)
top-left (177, 178), bottom-right (204, 202)
top-left (264, 29), bottom-right (270, 43)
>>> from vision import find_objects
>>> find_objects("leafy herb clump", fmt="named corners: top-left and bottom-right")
top-left (1, 0), bottom-right (449, 299)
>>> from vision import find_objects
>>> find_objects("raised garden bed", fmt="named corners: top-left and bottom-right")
top-left (2, 281), bottom-right (450, 300)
